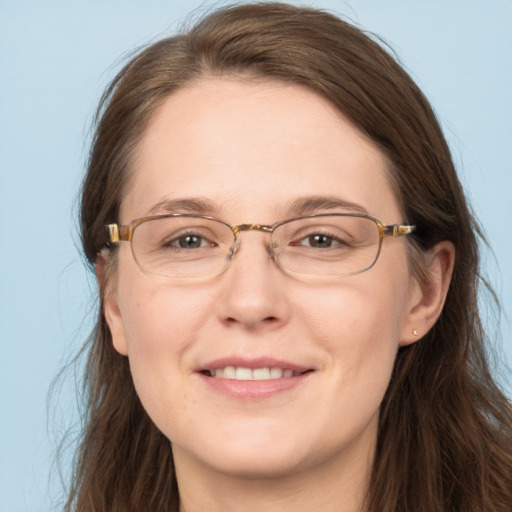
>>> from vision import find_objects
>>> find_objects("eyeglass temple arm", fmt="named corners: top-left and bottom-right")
top-left (382, 224), bottom-right (416, 237)
top-left (106, 223), bottom-right (131, 242)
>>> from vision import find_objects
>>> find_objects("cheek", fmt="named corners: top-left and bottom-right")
top-left (297, 273), bottom-right (408, 405)
top-left (115, 272), bottom-right (215, 413)
top-left (118, 268), bottom-right (212, 352)
top-left (300, 272), bottom-right (408, 349)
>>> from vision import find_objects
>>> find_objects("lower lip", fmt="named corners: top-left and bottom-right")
top-left (198, 372), bottom-right (312, 399)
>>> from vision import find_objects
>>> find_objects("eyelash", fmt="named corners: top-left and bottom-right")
top-left (162, 231), bottom-right (216, 249)
top-left (291, 230), bottom-right (352, 248)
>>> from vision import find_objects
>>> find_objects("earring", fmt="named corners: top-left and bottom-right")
top-left (412, 329), bottom-right (418, 336)
top-left (100, 247), bottom-right (111, 258)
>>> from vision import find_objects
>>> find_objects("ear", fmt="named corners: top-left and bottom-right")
top-left (400, 241), bottom-right (455, 346)
top-left (95, 252), bottom-right (129, 356)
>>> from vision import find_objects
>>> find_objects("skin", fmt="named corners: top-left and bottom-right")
top-left (104, 78), bottom-right (454, 512)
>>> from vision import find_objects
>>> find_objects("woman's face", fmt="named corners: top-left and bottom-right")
top-left (106, 78), bottom-right (423, 480)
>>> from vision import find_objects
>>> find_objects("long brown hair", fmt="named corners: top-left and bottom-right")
top-left (69, 3), bottom-right (512, 511)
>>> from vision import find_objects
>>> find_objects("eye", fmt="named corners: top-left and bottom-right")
top-left (175, 234), bottom-right (209, 249)
top-left (304, 234), bottom-right (336, 248)
top-left (291, 231), bottom-right (349, 249)
top-left (162, 231), bottom-right (217, 250)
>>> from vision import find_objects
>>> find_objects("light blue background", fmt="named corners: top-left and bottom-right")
top-left (1, 1), bottom-right (511, 510)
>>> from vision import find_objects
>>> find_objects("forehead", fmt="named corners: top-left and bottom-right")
top-left (122, 78), bottom-right (400, 223)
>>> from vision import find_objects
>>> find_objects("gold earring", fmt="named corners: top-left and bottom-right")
top-left (412, 329), bottom-right (418, 336)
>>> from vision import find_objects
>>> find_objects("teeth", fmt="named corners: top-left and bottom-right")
top-left (270, 367), bottom-right (283, 379)
top-left (235, 367), bottom-right (252, 380)
top-left (223, 366), bottom-right (236, 379)
top-left (209, 366), bottom-right (301, 380)
top-left (253, 368), bottom-right (270, 380)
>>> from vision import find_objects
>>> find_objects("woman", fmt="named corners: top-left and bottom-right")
top-left (69, 2), bottom-right (512, 511)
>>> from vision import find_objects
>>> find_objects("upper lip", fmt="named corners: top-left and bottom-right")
top-left (197, 357), bottom-right (312, 373)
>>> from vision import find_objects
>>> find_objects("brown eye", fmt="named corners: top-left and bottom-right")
top-left (177, 235), bottom-right (203, 249)
top-left (307, 234), bottom-right (333, 248)
top-left (291, 232), bottom-right (348, 249)
top-left (161, 232), bottom-right (216, 250)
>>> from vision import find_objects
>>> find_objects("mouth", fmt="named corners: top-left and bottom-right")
top-left (197, 359), bottom-right (314, 399)
top-left (201, 366), bottom-right (312, 380)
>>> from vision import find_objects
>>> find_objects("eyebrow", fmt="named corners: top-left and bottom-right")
top-left (144, 194), bottom-right (368, 219)
top-left (146, 197), bottom-right (221, 216)
top-left (284, 195), bottom-right (369, 217)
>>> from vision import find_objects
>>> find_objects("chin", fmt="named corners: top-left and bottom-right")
top-left (204, 447), bottom-right (309, 480)
top-left (171, 420), bottom-right (317, 479)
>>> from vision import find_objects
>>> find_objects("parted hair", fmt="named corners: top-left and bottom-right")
top-left (70, 3), bottom-right (512, 511)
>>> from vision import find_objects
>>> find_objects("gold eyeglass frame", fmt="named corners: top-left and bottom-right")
top-left (106, 213), bottom-right (416, 278)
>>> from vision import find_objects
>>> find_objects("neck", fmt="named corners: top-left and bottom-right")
top-left (175, 419), bottom-right (376, 512)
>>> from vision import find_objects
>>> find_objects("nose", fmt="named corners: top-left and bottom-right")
top-left (215, 233), bottom-right (291, 330)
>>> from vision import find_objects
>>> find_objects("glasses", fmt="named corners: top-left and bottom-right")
top-left (106, 213), bottom-right (415, 280)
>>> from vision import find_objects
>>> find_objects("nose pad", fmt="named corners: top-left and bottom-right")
top-left (268, 240), bottom-right (279, 261)
top-left (225, 236), bottom-right (275, 265)
top-left (226, 237), bottom-right (240, 262)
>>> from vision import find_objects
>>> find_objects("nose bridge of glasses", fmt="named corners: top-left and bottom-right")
top-left (232, 223), bottom-right (273, 236)
top-left (228, 223), bottom-right (275, 261)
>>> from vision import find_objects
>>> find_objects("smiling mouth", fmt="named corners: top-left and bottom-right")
top-left (201, 367), bottom-right (312, 380)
